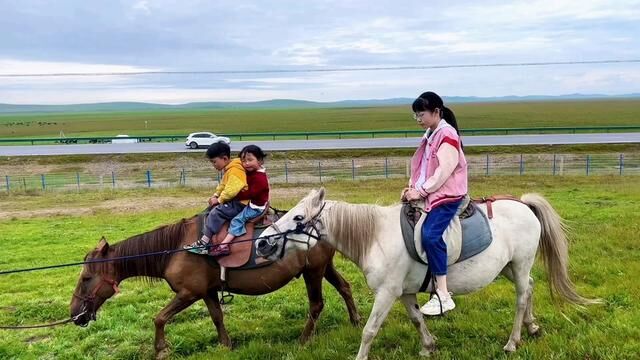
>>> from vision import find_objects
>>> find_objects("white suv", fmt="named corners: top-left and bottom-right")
top-left (185, 132), bottom-right (231, 149)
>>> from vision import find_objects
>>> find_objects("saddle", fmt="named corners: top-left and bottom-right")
top-left (400, 195), bottom-right (493, 268)
top-left (195, 206), bottom-right (284, 270)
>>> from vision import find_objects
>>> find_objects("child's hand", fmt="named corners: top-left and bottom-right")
top-left (208, 196), bottom-right (220, 207)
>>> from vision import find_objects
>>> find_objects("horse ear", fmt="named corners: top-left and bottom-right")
top-left (314, 187), bottom-right (326, 207)
top-left (97, 237), bottom-right (109, 255)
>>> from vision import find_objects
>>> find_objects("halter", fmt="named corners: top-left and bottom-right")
top-left (261, 202), bottom-right (327, 260)
top-left (72, 275), bottom-right (120, 325)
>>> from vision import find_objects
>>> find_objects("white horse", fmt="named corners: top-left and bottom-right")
top-left (256, 189), bottom-right (600, 360)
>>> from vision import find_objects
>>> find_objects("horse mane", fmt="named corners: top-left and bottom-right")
top-left (321, 201), bottom-right (380, 265)
top-left (98, 216), bottom-right (194, 281)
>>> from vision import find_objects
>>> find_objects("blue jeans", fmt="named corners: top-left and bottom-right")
top-left (421, 200), bottom-right (462, 276)
top-left (228, 205), bottom-right (264, 237)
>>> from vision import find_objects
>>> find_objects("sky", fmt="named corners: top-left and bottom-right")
top-left (1, 0), bottom-right (639, 104)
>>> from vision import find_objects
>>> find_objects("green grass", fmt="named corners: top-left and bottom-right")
top-left (1, 99), bottom-right (639, 138)
top-left (0, 177), bottom-right (639, 359)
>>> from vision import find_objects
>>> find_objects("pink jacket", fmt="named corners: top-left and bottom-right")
top-left (410, 120), bottom-right (468, 211)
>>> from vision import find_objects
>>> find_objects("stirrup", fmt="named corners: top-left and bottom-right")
top-left (219, 290), bottom-right (234, 305)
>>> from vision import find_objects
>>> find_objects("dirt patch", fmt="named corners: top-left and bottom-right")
top-left (25, 335), bottom-right (52, 344)
top-left (0, 306), bottom-right (17, 312)
top-left (0, 187), bottom-right (313, 220)
top-left (0, 196), bottom-right (203, 220)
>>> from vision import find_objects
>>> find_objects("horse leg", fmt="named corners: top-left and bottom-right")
top-left (300, 268), bottom-right (325, 343)
top-left (203, 290), bottom-right (232, 348)
top-left (154, 291), bottom-right (199, 360)
top-left (400, 294), bottom-right (437, 357)
top-left (523, 277), bottom-right (540, 336)
top-left (501, 261), bottom-right (534, 352)
top-left (501, 266), bottom-right (541, 338)
top-left (324, 259), bottom-right (362, 326)
top-left (356, 288), bottom-right (399, 360)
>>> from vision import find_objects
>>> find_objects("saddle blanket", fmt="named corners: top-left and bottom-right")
top-left (401, 198), bottom-right (493, 266)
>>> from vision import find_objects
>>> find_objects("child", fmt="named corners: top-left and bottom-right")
top-left (211, 145), bottom-right (270, 257)
top-left (184, 142), bottom-right (248, 254)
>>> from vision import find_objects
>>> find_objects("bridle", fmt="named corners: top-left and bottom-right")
top-left (261, 202), bottom-right (327, 260)
top-left (72, 275), bottom-right (120, 326)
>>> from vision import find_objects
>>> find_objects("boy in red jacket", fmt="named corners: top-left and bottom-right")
top-left (212, 145), bottom-right (270, 257)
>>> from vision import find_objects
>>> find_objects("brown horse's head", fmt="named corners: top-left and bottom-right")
top-left (70, 237), bottom-right (120, 327)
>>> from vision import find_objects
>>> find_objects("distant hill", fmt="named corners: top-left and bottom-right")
top-left (1, 94), bottom-right (638, 114)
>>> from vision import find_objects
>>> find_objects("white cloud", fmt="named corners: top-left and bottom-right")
top-left (0, 1), bottom-right (639, 104)
top-left (132, 0), bottom-right (151, 14)
top-left (0, 58), bottom-right (156, 75)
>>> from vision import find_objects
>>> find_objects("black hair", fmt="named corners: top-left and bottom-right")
top-left (411, 91), bottom-right (461, 137)
top-left (239, 144), bottom-right (267, 161)
top-left (206, 142), bottom-right (231, 159)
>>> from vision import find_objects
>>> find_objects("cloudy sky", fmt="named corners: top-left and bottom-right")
top-left (1, 0), bottom-right (639, 104)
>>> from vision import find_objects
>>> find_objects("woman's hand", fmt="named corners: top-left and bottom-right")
top-left (400, 187), bottom-right (410, 201)
top-left (404, 188), bottom-right (423, 201)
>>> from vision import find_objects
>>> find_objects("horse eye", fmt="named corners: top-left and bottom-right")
top-left (293, 215), bottom-right (304, 222)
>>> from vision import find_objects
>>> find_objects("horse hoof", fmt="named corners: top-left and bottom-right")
top-left (221, 337), bottom-right (232, 348)
top-left (527, 324), bottom-right (541, 337)
top-left (419, 344), bottom-right (437, 357)
top-left (299, 334), bottom-right (312, 344)
top-left (503, 342), bottom-right (517, 353)
top-left (156, 348), bottom-right (170, 360)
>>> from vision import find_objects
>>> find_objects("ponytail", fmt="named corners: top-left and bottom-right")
top-left (441, 106), bottom-right (460, 136)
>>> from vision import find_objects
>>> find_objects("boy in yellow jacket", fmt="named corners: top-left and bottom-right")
top-left (185, 142), bottom-right (249, 254)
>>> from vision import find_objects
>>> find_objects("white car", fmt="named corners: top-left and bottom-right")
top-left (111, 134), bottom-right (138, 144)
top-left (185, 132), bottom-right (231, 149)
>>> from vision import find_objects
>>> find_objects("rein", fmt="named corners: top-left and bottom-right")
top-left (0, 311), bottom-right (88, 330)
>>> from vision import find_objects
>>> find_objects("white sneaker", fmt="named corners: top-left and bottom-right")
top-left (420, 290), bottom-right (455, 316)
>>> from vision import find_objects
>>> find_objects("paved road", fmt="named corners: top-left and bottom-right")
top-left (1, 133), bottom-right (639, 156)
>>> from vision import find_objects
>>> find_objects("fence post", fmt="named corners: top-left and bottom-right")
top-left (552, 154), bottom-right (557, 176)
top-left (384, 157), bottom-right (389, 179)
top-left (41, 174), bottom-right (46, 190)
top-left (485, 154), bottom-right (490, 176)
top-left (318, 161), bottom-right (322, 183)
top-left (23, 177), bottom-right (27, 191)
top-left (352, 159), bottom-right (355, 180)
top-left (519, 154), bottom-right (524, 175)
top-left (76, 172), bottom-right (80, 191)
top-left (181, 168), bottom-right (185, 185)
top-left (5, 176), bottom-right (9, 193)
top-left (619, 154), bottom-right (624, 175)
top-left (146, 170), bottom-right (152, 187)
top-left (112, 171), bottom-right (116, 188)
top-left (586, 155), bottom-right (591, 176)
top-left (284, 160), bottom-right (289, 183)
top-left (406, 159), bottom-right (410, 178)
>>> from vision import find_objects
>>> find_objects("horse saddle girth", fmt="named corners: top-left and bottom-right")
top-left (400, 196), bottom-right (493, 266)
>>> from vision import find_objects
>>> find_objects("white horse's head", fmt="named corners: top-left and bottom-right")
top-left (256, 188), bottom-right (327, 261)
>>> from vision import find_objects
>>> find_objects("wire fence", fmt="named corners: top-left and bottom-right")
top-left (1, 153), bottom-right (638, 193)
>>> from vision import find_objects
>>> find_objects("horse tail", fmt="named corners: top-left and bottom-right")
top-left (520, 193), bottom-right (601, 305)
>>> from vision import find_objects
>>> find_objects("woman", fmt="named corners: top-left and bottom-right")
top-left (401, 91), bottom-right (468, 316)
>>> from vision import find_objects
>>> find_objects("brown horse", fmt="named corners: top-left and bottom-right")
top-left (69, 215), bottom-right (361, 359)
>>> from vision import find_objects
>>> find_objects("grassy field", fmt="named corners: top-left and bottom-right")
top-left (0, 176), bottom-right (638, 359)
top-left (1, 99), bottom-right (639, 138)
